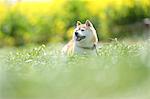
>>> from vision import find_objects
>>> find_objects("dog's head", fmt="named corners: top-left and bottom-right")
top-left (73, 20), bottom-right (98, 47)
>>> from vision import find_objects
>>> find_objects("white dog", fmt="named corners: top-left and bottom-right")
top-left (62, 20), bottom-right (98, 56)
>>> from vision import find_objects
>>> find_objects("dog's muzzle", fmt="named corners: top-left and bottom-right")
top-left (75, 32), bottom-right (86, 41)
top-left (76, 36), bottom-right (86, 41)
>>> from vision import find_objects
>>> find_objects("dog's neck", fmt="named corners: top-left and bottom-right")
top-left (78, 44), bottom-right (96, 50)
top-left (75, 42), bottom-right (95, 49)
top-left (74, 43), bottom-right (98, 55)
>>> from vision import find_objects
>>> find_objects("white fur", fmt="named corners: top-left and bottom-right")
top-left (74, 45), bottom-right (97, 55)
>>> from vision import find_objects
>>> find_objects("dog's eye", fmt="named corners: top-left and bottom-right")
top-left (81, 29), bottom-right (85, 31)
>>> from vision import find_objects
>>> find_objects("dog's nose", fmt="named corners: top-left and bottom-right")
top-left (75, 32), bottom-right (78, 36)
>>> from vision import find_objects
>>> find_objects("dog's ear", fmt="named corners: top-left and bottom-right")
top-left (76, 21), bottom-right (81, 27)
top-left (85, 20), bottom-right (93, 27)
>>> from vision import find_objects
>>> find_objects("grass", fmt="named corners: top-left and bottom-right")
top-left (0, 40), bottom-right (150, 99)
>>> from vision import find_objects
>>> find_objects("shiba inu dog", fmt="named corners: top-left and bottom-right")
top-left (62, 20), bottom-right (98, 56)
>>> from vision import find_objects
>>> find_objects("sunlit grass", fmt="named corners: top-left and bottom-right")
top-left (0, 40), bottom-right (150, 99)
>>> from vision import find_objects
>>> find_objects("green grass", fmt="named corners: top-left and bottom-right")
top-left (0, 40), bottom-right (150, 99)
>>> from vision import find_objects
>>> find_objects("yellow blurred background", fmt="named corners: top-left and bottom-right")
top-left (0, 0), bottom-right (150, 46)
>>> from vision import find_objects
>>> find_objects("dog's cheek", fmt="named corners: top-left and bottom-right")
top-left (92, 34), bottom-right (97, 43)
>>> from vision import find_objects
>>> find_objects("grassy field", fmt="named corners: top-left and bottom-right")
top-left (0, 40), bottom-right (150, 99)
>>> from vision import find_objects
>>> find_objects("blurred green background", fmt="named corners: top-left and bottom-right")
top-left (0, 0), bottom-right (150, 47)
top-left (0, 0), bottom-right (150, 99)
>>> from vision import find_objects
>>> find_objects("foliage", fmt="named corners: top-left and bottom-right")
top-left (0, 0), bottom-right (150, 46)
top-left (105, 0), bottom-right (150, 38)
top-left (0, 10), bottom-right (31, 46)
